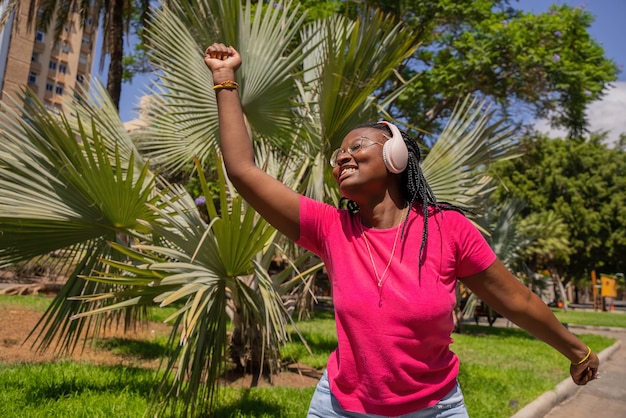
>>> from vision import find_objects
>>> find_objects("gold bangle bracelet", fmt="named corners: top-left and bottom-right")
top-left (213, 80), bottom-right (239, 90)
top-left (572, 346), bottom-right (591, 365)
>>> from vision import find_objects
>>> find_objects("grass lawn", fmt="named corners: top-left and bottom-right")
top-left (0, 296), bottom-right (619, 417)
top-left (552, 307), bottom-right (626, 328)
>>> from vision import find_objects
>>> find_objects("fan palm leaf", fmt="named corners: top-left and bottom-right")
top-left (0, 92), bottom-right (158, 350)
top-left (71, 160), bottom-right (293, 415)
top-left (311, 11), bottom-right (418, 149)
top-left (421, 96), bottom-right (521, 214)
top-left (139, 0), bottom-right (311, 173)
top-left (0, 93), bottom-right (155, 265)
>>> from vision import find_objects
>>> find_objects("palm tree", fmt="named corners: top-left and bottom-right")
top-left (0, 0), bottom-right (520, 416)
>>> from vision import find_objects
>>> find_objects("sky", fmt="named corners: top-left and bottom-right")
top-left (109, 0), bottom-right (626, 143)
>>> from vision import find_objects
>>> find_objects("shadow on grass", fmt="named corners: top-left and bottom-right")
top-left (460, 324), bottom-right (537, 340)
top-left (289, 309), bottom-right (338, 353)
top-left (288, 330), bottom-right (338, 354)
top-left (211, 389), bottom-right (288, 417)
top-left (96, 337), bottom-right (170, 359)
top-left (1, 362), bottom-right (159, 403)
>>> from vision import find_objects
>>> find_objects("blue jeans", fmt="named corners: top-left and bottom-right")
top-left (307, 370), bottom-right (469, 418)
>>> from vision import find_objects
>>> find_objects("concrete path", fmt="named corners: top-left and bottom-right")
top-left (511, 324), bottom-right (625, 418)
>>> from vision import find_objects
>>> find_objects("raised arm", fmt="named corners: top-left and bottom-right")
top-left (203, 43), bottom-right (300, 241)
top-left (460, 259), bottom-right (599, 385)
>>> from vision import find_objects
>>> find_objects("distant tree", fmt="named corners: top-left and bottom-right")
top-left (490, 133), bottom-right (626, 281)
top-left (307, 1), bottom-right (619, 141)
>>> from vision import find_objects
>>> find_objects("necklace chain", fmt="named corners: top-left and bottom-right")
top-left (359, 207), bottom-right (405, 288)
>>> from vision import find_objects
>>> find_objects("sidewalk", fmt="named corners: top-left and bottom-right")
top-left (511, 324), bottom-right (626, 418)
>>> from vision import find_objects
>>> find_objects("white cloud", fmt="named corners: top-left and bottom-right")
top-left (534, 81), bottom-right (626, 145)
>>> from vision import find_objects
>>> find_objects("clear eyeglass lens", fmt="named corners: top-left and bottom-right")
top-left (330, 149), bottom-right (340, 167)
top-left (330, 138), bottom-right (369, 167)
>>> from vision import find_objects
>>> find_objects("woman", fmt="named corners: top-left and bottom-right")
top-left (203, 43), bottom-right (599, 418)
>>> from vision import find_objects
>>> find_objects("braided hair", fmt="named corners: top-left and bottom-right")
top-left (340, 122), bottom-right (462, 265)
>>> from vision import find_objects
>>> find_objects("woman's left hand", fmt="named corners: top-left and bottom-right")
top-left (570, 351), bottom-right (599, 385)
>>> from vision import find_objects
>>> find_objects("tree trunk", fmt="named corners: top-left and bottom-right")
top-left (106, 0), bottom-right (124, 110)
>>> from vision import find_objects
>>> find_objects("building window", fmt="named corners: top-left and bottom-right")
top-left (86, 17), bottom-right (93, 26)
top-left (28, 72), bottom-right (37, 84)
top-left (46, 82), bottom-right (54, 92)
top-left (61, 42), bottom-right (71, 54)
top-left (82, 35), bottom-right (90, 46)
top-left (58, 63), bottom-right (67, 74)
top-left (35, 30), bottom-right (45, 42)
top-left (31, 53), bottom-right (39, 62)
top-left (79, 54), bottom-right (88, 64)
top-left (76, 74), bottom-right (84, 83)
top-left (55, 85), bottom-right (64, 95)
top-left (49, 61), bottom-right (57, 70)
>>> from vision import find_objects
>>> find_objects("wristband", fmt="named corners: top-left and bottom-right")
top-left (213, 80), bottom-right (239, 91)
top-left (572, 346), bottom-right (591, 365)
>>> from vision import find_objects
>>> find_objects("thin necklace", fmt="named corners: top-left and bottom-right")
top-left (359, 206), bottom-right (406, 291)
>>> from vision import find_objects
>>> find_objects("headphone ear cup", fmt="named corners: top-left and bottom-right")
top-left (379, 121), bottom-right (408, 174)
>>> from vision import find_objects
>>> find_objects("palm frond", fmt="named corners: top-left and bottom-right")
top-left (422, 96), bottom-right (521, 214)
top-left (0, 93), bottom-right (156, 266)
top-left (0, 89), bottom-right (159, 352)
top-left (70, 166), bottom-right (291, 416)
top-left (141, 0), bottom-right (311, 173)
top-left (0, 0), bottom-right (18, 30)
top-left (296, 9), bottom-right (418, 203)
top-left (64, 80), bottom-right (146, 172)
top-left (309, 10), bottom-right (418, 149)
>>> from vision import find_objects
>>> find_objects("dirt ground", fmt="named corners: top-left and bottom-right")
top-left (0, 296), bottom-right (321, 389)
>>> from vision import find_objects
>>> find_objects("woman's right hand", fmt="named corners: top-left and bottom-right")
top-left (204, 43), bottom-right (241, 83)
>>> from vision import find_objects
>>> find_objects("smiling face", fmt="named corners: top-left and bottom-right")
top-left (331, 127), bottom-right (391, 201)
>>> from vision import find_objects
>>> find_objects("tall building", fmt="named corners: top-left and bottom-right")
top-left (0, 3), bottom-right (98, 114)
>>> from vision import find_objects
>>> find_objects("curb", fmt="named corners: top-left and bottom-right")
top-left (509, 339), bottom-right (622, 418)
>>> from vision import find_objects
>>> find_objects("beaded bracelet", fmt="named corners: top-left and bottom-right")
top-left (213, 80), bottom-right (239, 91)
top-left (572, 346), bottom-right (591, 365)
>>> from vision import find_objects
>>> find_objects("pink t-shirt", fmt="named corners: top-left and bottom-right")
top-left (296, 195), bottom-right (496, 416)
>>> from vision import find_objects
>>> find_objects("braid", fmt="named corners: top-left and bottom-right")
top-left (401, 135), bottom-right (432, 263)
top-left (398, 128), bottom-right (465, 265)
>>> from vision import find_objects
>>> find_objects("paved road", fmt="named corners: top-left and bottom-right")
top-left (509, 323), bottom-right (625, 418)
top-left (542, 325), bottom-right (626, 418)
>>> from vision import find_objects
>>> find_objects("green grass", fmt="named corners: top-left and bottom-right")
top-left (0, 296), bottom-right (620, 417)
top-left (552, 308), bottom-right (626, 328)
top-left (0, 361), bottom-right (315, 418)
top-left (454, 325), bottom-right (612, 417)
top-left (282, 310), bottom-right (337, 369)
top-left (0, 362), bottom-right (157, 418)
top-left (0, 294), bottom-right (55, 312)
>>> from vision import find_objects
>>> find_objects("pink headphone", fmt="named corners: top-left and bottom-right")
top-left (378, 121), bottom-right (408, 174)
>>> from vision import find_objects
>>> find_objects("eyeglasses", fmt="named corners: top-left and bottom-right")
top-left (329, 137), bottom-right (384, 167)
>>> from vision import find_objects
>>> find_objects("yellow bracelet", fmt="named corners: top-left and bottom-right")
top-left (572, 346), bottom-right (591, 365)
top-left (213, 80), bottom-right (239, 91)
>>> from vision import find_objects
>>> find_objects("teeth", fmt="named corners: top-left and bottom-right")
top-left (342, 168), bottom-right (356, 175)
